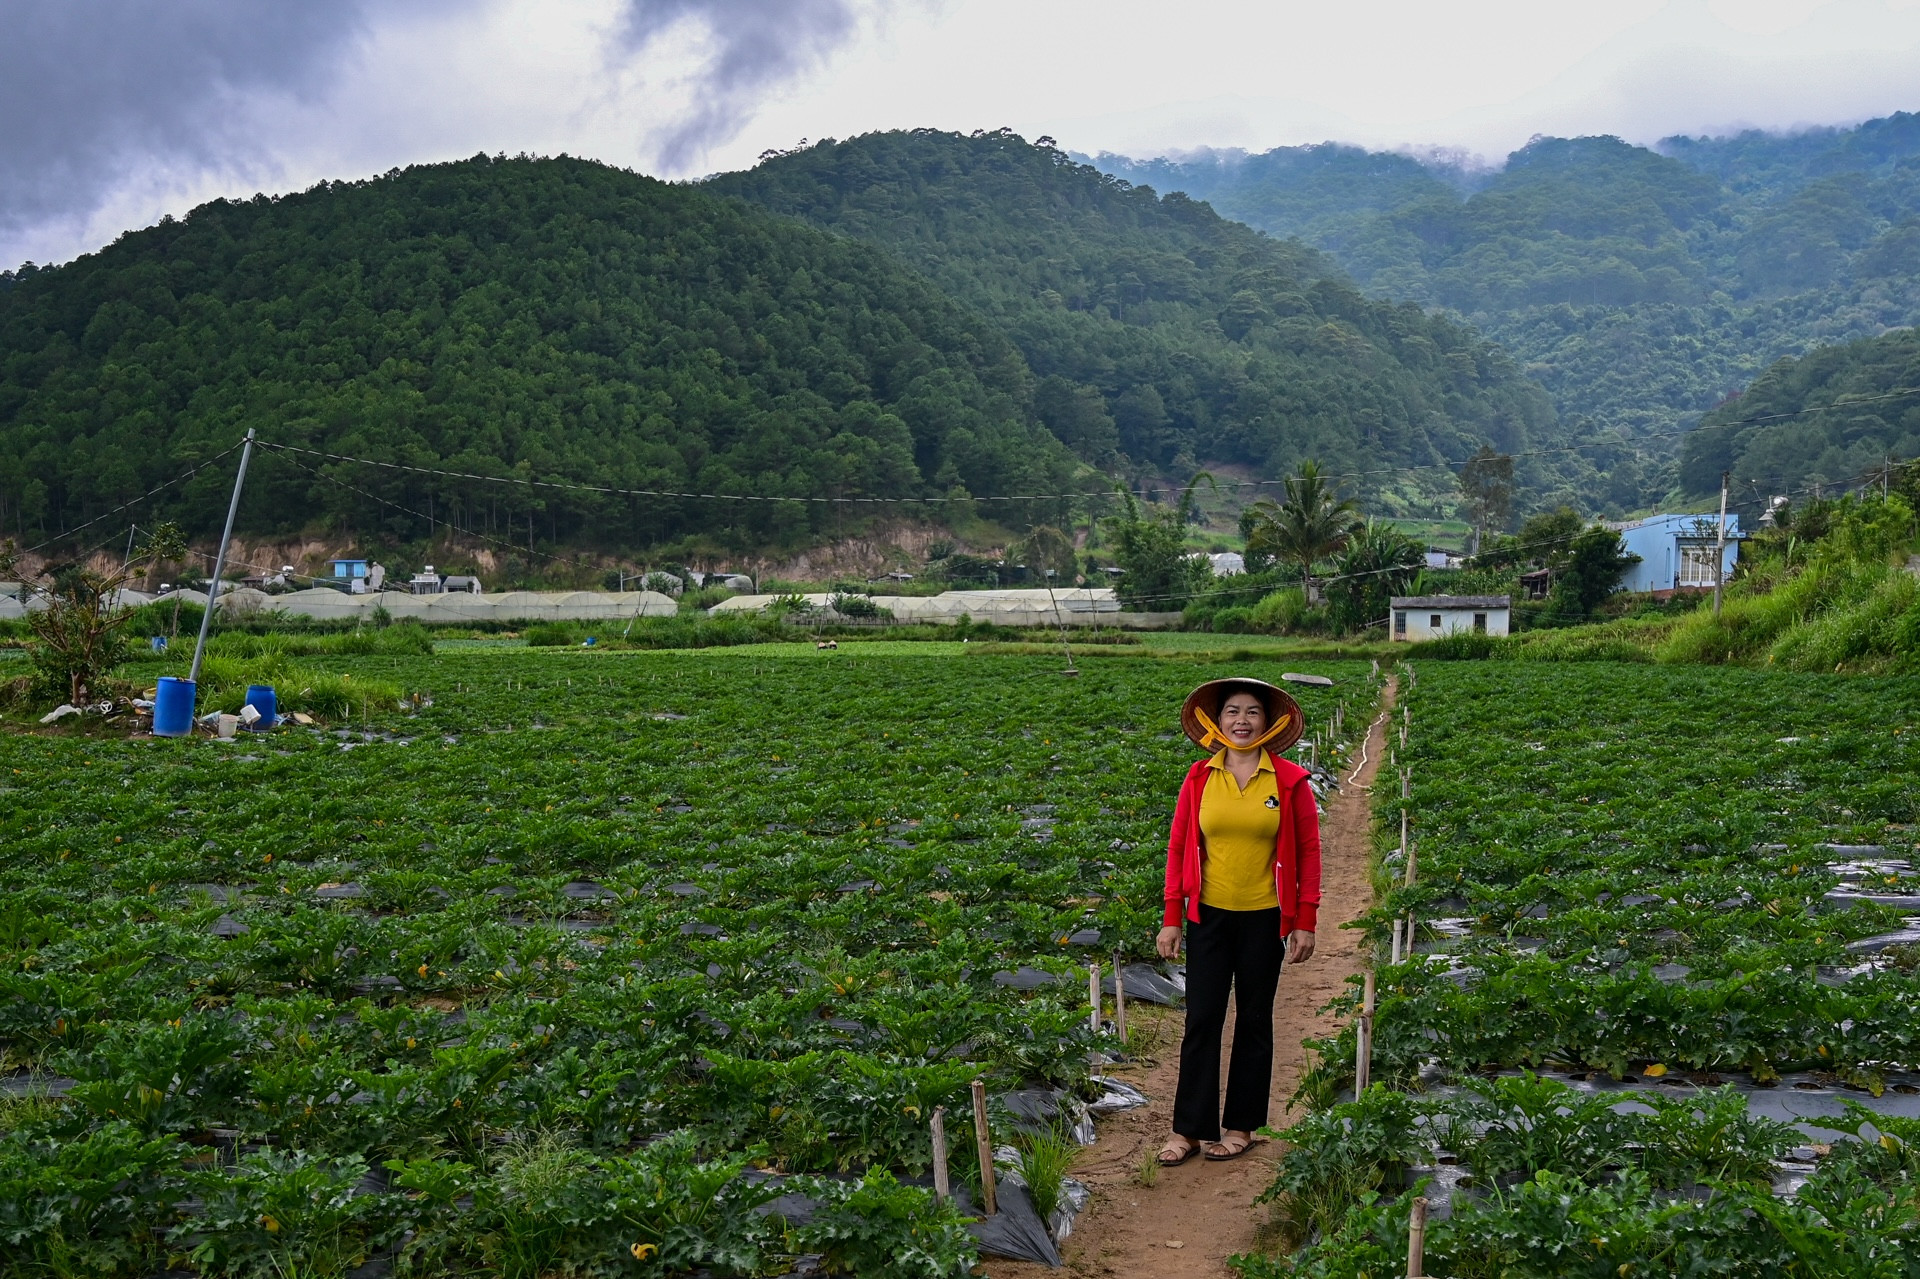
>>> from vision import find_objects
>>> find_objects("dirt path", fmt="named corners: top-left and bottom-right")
top-left (991, 678), bottom-right (1396, 1278)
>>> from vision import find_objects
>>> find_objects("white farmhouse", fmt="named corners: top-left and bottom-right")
top-left (1389, 594), bottom-right (1511, 642)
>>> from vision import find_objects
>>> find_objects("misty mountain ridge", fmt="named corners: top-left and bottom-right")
top-left (1090, 111), bottom-right (1920, 496)
top-left (711, 129), bottom-right (1582, 510)
top-left (0, 133), bottom-right (1577, 562)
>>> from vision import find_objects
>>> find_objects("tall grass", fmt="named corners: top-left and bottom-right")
top-left (172, 654), bottom-right (404, 719)
top-left (1654, 558), bottom-right (1919, 672)
top-left (1012, 1126), bottom-right (1077, 1224)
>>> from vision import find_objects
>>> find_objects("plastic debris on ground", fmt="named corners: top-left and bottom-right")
top-left (1102, 962), bottom-right (1185, 1005)
top-left (997, 1088), bottom-right (1096, 1146)
top-left (1423, 1067), bottom-right (1920, 1141)
top-left (753, 1173), bottom-right (1062, 1267)
top-left (1087, 1076), bottom-right (1150, 1115)
top-left (992, 964), bottom-right (1065, 990)
top-left (1847, 917), bottom-right (1920, 952)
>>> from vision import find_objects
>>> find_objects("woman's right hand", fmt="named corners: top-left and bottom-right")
top-left (1156, 925), bottom-right (1183, 960)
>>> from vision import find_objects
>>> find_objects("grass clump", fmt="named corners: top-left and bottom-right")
top-left (1011, 1125), bottom-right (1077, 1224)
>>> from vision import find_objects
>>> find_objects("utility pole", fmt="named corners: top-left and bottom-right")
top-left (1712, 470), bottom-right (1729, 620)
top-left (189, 429), bottom-right (256, 686)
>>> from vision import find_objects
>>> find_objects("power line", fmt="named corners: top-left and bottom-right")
top-left (251, 385), bottom-right (1920, 512)
top-left (19, 444), bottom-right (244, 556)
top-left (247, 430), bottom-right (1678, 510)
top-left (285, 454), bottom-right (580, 570)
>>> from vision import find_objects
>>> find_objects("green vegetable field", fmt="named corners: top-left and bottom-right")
top-left (1256, 663), bottom-right (1920, 1277)
top-left (0, 645), bottom-right (1366, 1277)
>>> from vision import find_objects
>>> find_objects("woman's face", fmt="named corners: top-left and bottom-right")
top-left (1218, 691), bottom-right (1268, 748)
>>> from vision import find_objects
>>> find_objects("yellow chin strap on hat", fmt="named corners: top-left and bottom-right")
top-left (1194, 707), bottom-right (1293, 754)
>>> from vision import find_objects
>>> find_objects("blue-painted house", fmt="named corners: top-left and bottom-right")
top-left (1611, 513), bottom-right (1741, 596)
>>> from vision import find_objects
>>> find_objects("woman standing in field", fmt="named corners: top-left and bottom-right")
top-left (1156, 678), bottom-right (1320, 1165)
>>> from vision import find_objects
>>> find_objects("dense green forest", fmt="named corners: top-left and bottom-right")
top-left (1092, 112), bottom-right (1920, 500)
top-left (0, 155), bottom-right (1081, 553)
top-left (0, 134), bottom-right (1579, 558)
top-left (1682, 325), bottom-right (1920, 498)
top-left (710, 130), bottom-right (1573, 512)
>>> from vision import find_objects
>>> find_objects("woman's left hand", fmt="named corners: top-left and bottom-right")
top-left (1286, 930), bottom-right (1315, 964)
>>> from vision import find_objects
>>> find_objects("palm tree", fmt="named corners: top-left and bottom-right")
top-left (1242, 461), bottom-right (1361, 599)
top-left (1327, 520), bottom-right (1426, 632)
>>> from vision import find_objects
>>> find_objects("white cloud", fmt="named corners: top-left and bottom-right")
top-left (7, 0), bottom-right (1920, 268)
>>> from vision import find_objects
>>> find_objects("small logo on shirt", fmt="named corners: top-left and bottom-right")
top-left (1264, 795), bottom-right (1279, 809)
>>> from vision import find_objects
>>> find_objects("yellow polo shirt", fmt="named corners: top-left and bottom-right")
top-left (1198, 749), bottom-right (1282, 911)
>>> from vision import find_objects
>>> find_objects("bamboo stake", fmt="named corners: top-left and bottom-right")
top-left (971, 1080), bottom-right (997, 1215)
top-left (930, 1106), bottom-right (951, 1204)
top-left (1112, 956), bottom-right (1128, 1043)
top-left (1404, 840), bottom-right (1417, 888)
top-left (1355, 970), bottom-right (1376, 1093)
top-left (1391, 918), bottom-right (1403, 965)
top-left (1088, 962), bottom-right (1102, 1035)
top-left (1400, 808), bottom-right (1409, 860)
top-left (1408, 1195), bottom-right (1429, 1277)
top-left (1401, 769), bottom-right (1410, 800)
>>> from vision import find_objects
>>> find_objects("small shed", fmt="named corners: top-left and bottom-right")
top-left (328, 559), bottom-right (372, 594)
top-left (1390, 595), bottom-right (1511, 642)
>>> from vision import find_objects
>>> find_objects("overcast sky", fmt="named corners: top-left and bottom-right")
top-left (7, 0), bottom-right (1920, 269)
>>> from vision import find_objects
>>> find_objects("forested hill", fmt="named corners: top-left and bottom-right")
top-left (710, 130), bottom-right (1572, 512)
top-left (1091, 112), bottom-right (1920, 498)
top-left (1682, 326), bottom-right (1920, 497)
top-left (0, 156), bottom-right (1078, 551)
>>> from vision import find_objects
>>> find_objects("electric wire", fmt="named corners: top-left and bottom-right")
top-left (18, 444), bottom-right (244, 556)
top-left (240, 384), bottom-right (1920, 509)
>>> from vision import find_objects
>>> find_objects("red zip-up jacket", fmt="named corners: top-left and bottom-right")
top-left (1162, 752), bottom-right (1321, 936)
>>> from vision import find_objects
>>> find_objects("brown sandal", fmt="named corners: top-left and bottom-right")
top-left (1205, 1131), bottom-right (1257, 1161)
top-left (1158, 1135), bottom-right (1201, 1166)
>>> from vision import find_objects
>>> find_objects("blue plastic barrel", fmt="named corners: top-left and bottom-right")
top-left (153, 677), bottom-right (196, 737)
top-left (244, 684), bottom-right (278, 730)
top-left (149, 635), bottom-right (168, 653)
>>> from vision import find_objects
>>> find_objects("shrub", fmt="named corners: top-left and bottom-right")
top-left (525, 622), bottom-right (582, 647)
top-left (1248, 587), bottom-right (1330, 635)
top-left (829, 592), bottom-right (892, 620)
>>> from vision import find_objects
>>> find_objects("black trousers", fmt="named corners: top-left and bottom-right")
top-left (1172, 904), bottom-right (1285, 1141)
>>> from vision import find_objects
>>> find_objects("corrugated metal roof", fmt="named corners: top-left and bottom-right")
top-left (1390, 595), bottom-right (1511, 609)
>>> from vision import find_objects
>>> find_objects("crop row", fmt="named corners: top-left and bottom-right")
top-left (1, 647), bottom-right (1372, 1277)
top-left (1248, 662), bottom-right (1920, 1278)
